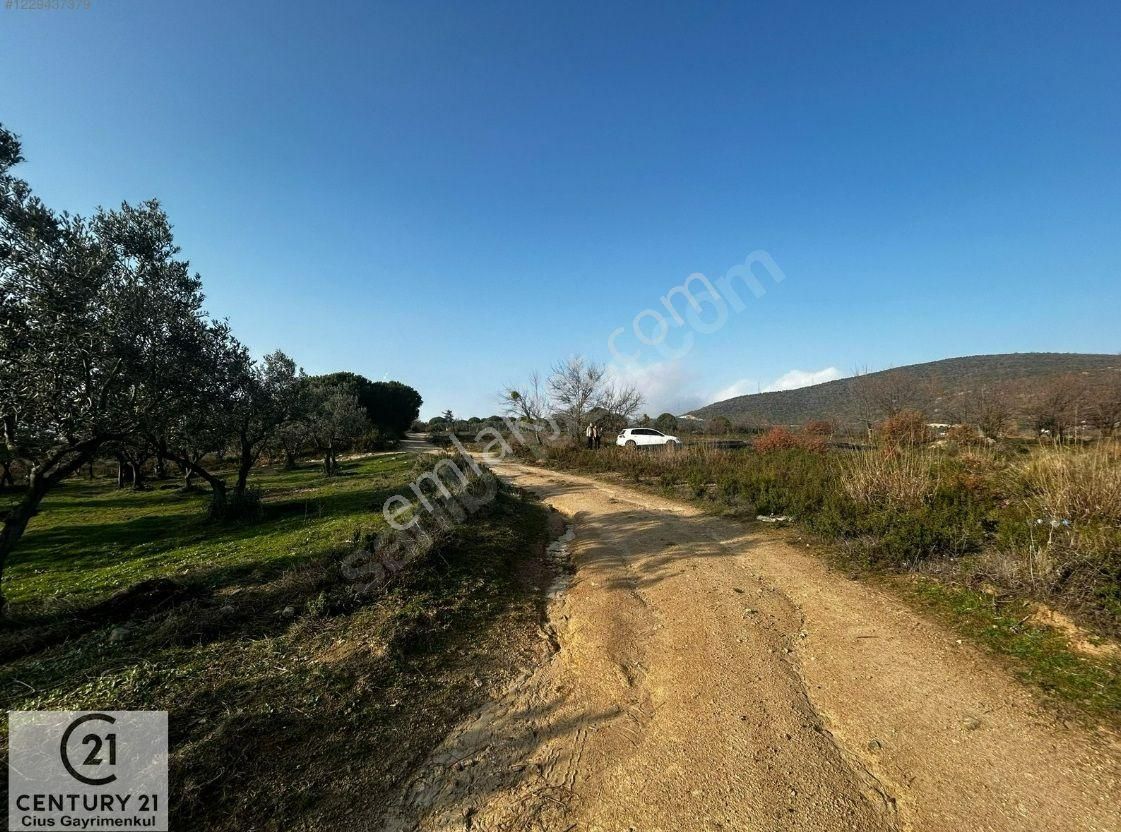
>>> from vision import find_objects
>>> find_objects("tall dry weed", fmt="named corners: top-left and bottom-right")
top-left (842, 449), bottom-right (938, 508)
top-left (1014, 445), bottom-right (1121, 525)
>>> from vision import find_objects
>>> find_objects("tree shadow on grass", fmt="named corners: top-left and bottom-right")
top-left (1, 470), bottom-right (423, 666)
top-left (7, 479), bottom-right (409, 585)
top-left (1, 493), bottom-right (582, 831)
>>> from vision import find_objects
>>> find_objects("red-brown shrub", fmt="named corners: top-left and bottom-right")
top-left (945, 424), bottom-right (982, 446)
top-left (803, 419), bottom-right (834, 437)
top-left (754, 427), bottom-right (798, 453)
top-left (754, 427), bottom-right (828, 454)
top-left (797, 434), bottom-right (829, 453)
top-left (874, 410), bottom-right (931, 448)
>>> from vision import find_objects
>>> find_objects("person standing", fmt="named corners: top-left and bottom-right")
top-left (586, 422), bottom-right (594, 449)
top-left (593, 423), bottom-right (602, 449)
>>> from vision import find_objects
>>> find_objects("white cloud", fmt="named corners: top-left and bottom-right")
top-left (612, 362), bottom-right (846, 414)
top-left (762, 366), bottom-right (842, 392)
top-left (712, 378), bottom-right (759, 402)
top-left (606, 359), bottom-right (708, 416)
top-left (709, 366), bottom-right (845, 405)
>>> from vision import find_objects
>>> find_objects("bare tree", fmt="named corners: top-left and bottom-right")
top-left (1085, 374), bottom-right (1121, 438)
top-left (502, 371), bottom-right (550, 444)
top-left (1031, 374), bottom-right (1088, 442)
top-left (852, 368), bottom-right (926, 418)
top-left (546, 356), bottom-right (643, 434)
top-left (599, 382), bottom-right (643, 423)
top-left (850, 366), bottom-right (936, 437)
top-left (548, 357), bottom-right (605, 432)
top-left (948, 383), bottom-right (1015, 440)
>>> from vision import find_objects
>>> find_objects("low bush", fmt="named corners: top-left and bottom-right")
top-left (753, 427), bottom-right (828, 454)
top-left (357, 427), bottom-right (400, 452)
top-left (978, 446), bottom-right (1121, 621)
top-left (842, 449), bottom-right (938, 509)
top-left (874, 410), bottom-right (931, 448)
top-left (803, 419), bottom-right (835, 437)
top-left (945, 424), bottom-right (983, 446)
top-left (753, 427), bottom-right (800, 453)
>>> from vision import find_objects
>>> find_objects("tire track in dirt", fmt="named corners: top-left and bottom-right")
top-left (383, 461), bottom-right (1121, 832)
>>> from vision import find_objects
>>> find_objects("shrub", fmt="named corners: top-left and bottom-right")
top-left (358, 427), bottom-right (399, 452)
top-left (977, 445), bottom-right (1121, 618)
top-left (797, 434), bottom-right (829, 453)
top-left (709, 416), bottom-right (732, 435)
top-left (753, 427), bottom-right (799, 453)
top-left (754, 427), bottom-right (828, 454)
top-left (945, 424), bottom-right (983, 446)
top-left (803, 419), bottom-right (834, 437)
top-left (874, 410), bottom-right (931, 448)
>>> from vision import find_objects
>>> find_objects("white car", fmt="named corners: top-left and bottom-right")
top-left (616, 427), bottom-right (681, 449)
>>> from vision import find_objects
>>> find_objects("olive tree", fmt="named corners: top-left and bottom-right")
top-left (142, 320), bottom-right (250, 512)
top-left (308, 386), bottom-right (369, 475)
top-left (0, 126), bottom-right (225, 609)
top-left (230, 350), bottom-right (303, 497)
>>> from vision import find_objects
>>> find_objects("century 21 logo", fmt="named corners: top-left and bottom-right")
top-left (60, 713), bottom-right (118, 786)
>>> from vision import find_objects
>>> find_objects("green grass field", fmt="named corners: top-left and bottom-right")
top-left (2, 454), bottom-right (414, 613)
top-left (0, 454), bottom-right (553, 829)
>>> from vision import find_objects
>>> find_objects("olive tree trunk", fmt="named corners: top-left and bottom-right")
top-left (0, 444), bottom-right (99, 616)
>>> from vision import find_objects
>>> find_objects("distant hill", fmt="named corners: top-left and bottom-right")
top-left (688, 353), bottom-right (1121, 428)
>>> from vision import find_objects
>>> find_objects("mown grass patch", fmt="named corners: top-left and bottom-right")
top-left (0, 457), bottom-right (553, 829)
top-left (2, 454), bottom-right (415, 613)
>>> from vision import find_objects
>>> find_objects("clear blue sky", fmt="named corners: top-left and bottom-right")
top-left (3, 1), bottom-right (1119, 417)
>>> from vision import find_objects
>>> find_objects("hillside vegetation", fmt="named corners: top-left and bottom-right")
top-left (690, 353), bottom-right (1121, 428)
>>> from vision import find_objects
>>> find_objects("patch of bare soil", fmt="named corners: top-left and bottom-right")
top-left (1031, 603), bottom-right (1121, 659)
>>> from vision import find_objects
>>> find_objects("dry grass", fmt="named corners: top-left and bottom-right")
top-left (977, 444), bottom-right (1121, 612)
top-left (1014, 444), bottom-right (1121, 525)
top-left (842, 449), bottom-right (939, 509)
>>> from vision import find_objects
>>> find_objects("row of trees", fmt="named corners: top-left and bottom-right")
top-left (0, 124), bottom-right (420, 612)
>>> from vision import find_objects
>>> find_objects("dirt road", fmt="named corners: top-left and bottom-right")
top-left (385, 460), bottom-right (1121, 832)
